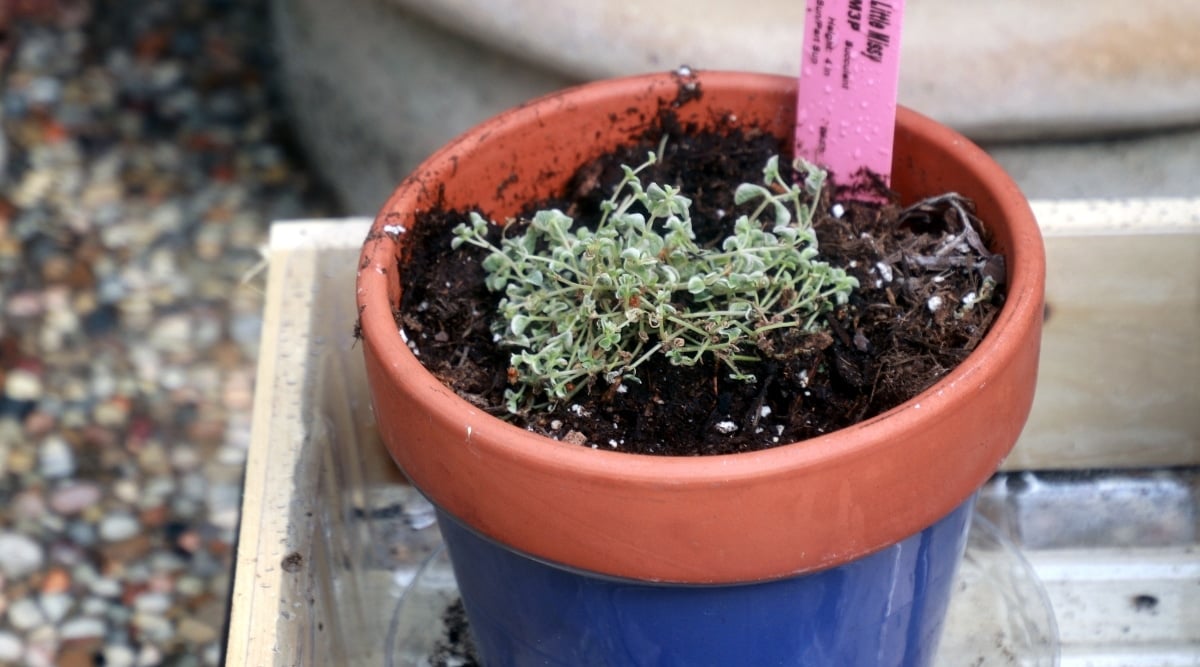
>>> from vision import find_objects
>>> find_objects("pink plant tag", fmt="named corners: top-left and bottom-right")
top-left (795, 0), bottom-right (905, 199)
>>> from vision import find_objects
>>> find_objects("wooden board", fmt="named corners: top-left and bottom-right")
top-left (227, 199), bottom-right (1200, 666)
top-left (1008, 199), bottom-right (1200, 470)
top-left (227, 223), bottom-right (409, 667)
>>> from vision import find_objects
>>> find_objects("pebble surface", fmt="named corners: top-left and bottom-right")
top-left (0, 1), bottom-right (335, 664)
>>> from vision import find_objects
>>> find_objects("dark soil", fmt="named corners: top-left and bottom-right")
top-left (394, 109), bottom-right (1005, 456)
top-left (427, 599), bottom-right (480, 667)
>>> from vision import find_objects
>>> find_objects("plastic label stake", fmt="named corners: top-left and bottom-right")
top-left (795, 0), bottom-right (905, 198)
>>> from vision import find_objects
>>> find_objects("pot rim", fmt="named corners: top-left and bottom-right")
top-left (358, 70), bottom-right (1045, 583)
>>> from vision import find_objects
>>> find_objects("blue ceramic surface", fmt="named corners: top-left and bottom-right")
top-left (437, 497), bottom-right (975, 666)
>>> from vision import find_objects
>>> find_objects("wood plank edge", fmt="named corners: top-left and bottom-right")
top-left (225, 244), bottom-right (296, 664)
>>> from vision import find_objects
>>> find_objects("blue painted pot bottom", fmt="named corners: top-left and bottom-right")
top-left (437, 496), bottom-right (976, 667)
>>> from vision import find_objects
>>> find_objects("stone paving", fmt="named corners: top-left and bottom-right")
top-left (0, 1), bottom-right (335, 664)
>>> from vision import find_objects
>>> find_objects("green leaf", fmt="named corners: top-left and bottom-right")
top-left (532, 209), bottom-right (573, 235)
top-left (485, 274), bottom-right (508, 292)
top-left (762, 155), bottom-right (781, 182)
top-left (728, 301), bottom-right (753, 317)
top-left (664, 216), bottom-right (695, 241)
top-left (771, 201), bottom-right (792, 225)
top-left (510, 314), bottom-right (532, 336)
top-left (734, 183), bottom-right (769, 206)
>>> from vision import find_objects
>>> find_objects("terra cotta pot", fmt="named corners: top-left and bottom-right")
top-left (358, 70), bottom-right (1045, 666)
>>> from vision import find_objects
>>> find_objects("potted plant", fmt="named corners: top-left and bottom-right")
top-left (357, 70), bottom-right (1045, 666)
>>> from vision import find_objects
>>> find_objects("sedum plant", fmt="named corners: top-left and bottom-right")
top-left (451, 150), bottom-right (858, 414)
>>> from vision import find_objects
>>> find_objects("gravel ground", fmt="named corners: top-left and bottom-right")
top-left (0, 1), bottom-right (336, 664)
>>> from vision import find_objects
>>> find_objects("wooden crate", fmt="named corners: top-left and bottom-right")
top-left (226, 199), bottom-right (1200, 666)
